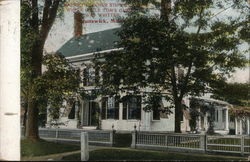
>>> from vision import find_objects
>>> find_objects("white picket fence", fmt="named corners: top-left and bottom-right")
top-left (38, 128), bottom-right (114, 146)
top-left (132, 131), bottom-right (250, 155)
top-left (21, 127), bottom-right (250, 155)
top-left (206, 135), bottom-right (250, 155)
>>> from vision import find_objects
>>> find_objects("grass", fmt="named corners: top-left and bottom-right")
top-left (21, 139), bottom-right (80, 157)
top-left (62, 148), bottom-right (247, 161)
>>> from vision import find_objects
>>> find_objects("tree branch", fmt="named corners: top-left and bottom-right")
top-left (170, 65), bottom-right (179, 100)
top-left (178, 5), bottom-right (206, 100)
top-left (31, 0), bottom-right (38, 32)
top-left (41, 0), bottom-right (52, 31)
top-left (40, 0), bottom-right (60, 44)
top-left (179, 62), bottom-right (193, 100)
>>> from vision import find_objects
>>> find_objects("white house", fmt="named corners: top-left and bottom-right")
top-left (46, 12), bottom-right (232, 135)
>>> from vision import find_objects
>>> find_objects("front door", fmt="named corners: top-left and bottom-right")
top-left (88, 101), bottom-right (99, 126)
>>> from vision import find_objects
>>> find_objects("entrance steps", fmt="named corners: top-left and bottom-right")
top-left (81, 126), bottom-right (97, 130)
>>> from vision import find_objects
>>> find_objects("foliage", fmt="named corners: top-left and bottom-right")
top-left (212, 82), bottom-right (249, 106)
top-left (189, 98), bottom-right (216, 134)
top-left (35, 54), bottom-right (80, 120)
top-left (95, 0), bottom-right (248, 132)
top-left (114, 133), bottom-right (132, 147)
top-left (212, 82), bottom-right (250, 117)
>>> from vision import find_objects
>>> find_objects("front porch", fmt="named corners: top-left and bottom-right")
top-left (190, 97), bottom-right (230, 134)
top-left (232, 117), bottom-right (250, 135)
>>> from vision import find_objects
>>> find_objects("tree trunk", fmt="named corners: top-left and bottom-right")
top-left (25, 42), bottom-right (44, 140)
top-left (174, 99), bottom-right (182, 133)
top-left (22, 102), bottom-right (28, 136)
top-left (160, 0), bottom-right (171, 21)
top-left (26, 96), bottom-right (39, 140)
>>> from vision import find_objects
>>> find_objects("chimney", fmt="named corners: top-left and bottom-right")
top-left (74, 11), bottom-right (83, 37)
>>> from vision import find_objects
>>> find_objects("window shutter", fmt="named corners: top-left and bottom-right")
top-left (95, 67), bottom-right (100, 85)
top-left (115, 96), bottom-right (120, 120)
top-left (136, 96), bottom-right (141, 120)
top-left (101, 97), bottom-right (107, 119)
top-left (68, 102), bottom-right (76, 119)
top-left (83, 68), bottom-right (88, 86)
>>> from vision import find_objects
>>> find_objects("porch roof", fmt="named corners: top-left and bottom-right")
top-left (191, 96), bottom-right (231, 107)
top-left (229, 100), bottom-right (250, 117)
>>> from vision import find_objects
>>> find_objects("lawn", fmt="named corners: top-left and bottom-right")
top-left (21, 139), bottom-right (80, 157)
top-left (62, 148), bottom-right (247, 161)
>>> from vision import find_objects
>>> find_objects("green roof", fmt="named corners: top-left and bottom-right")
top-left (57, 28), bottom-right (120, 57)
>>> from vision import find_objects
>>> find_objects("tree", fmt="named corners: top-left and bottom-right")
top-left (21, 0), bottom-right (97, 140)
top-left (96, 0), bottom-right (248, 132)
top-left (212, 82), bottom-right (250, 118)
top-left (21, 0), bottom-right (64, 140)
top-left (212, 82), bottom-right (250, 105)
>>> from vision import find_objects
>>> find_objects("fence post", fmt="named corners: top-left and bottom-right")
top-left (241, 136), bottom-right (244, 155)
top-left (200, 134), bottom-right (206, 153)
top-left (110, 130), bottom-right (115, 147)
top-left (165, 135), bottom-right (168, 149)
top-left (81, 132), bottom-right (89, 161)
top-left (131, 130), bottom-right (137, 149)
top-left (55, 128), bottom-right (59, 143)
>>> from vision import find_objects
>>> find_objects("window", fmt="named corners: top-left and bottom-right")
top-left (83, 67), bottom-right (99, 86)
top-left (101, 97), bottom-right (119, 120)
top-left (123, 96), bottom-right (141, 120)
top-left (153, 107), bottom-right (160, 120)
top-left (68, 102), bottom-right (75, 119)
top-left (213, 109), bottom-right (219, 122)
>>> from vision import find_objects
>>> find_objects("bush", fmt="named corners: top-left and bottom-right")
top-left (114, 133), bottom-right (132, 147)
top-left (229, 129), bottom-right (236, 135)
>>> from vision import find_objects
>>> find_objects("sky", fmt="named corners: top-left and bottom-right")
top-left (44, 0), bottom-right (249, 83)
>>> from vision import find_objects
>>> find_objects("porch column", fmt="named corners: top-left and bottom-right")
top-left (240, 119), bottom-right (243, 135)
top-left (98, 101), bottom-right (102, 129)
top-left (75, 101), bottom-right (79, 120)
top-left (75, 101), bottom-right (79, 128)
top-left (197, 116), bottom-right (201, 131)
top-left (204, 114), bottom-right (208, 130)
top-left (46, 105), bottom-right (51, 127)
top-left (225, 109), bottom-right (229, 131)
top-left (247, 117), bottom-right (250, 135)
top-left (119, 103), bottom-right (123, 120)
top-left (142, 111), bottom-right (151, 131)
top-left (235, 117), bottom-right (238, 135)
top-left (0, 0), bottom-right (20, 160)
